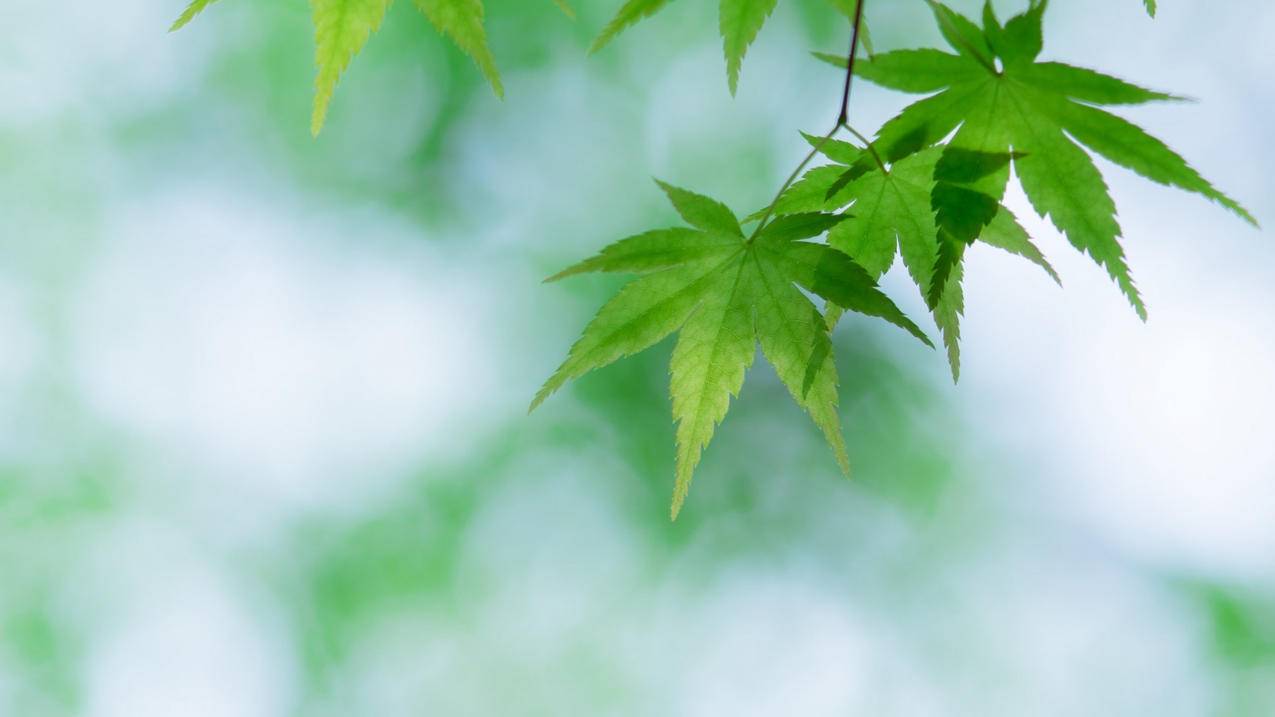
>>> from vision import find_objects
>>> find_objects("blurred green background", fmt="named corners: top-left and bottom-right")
top-left (2, 0), bottom-right (1273, 714)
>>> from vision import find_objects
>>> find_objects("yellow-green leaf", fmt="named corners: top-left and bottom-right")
top-left (669, 256), bottom-right (755, 518)
top-left (414, 0), bottom-right (504, 98)
top-left (169, 0), bottom-right (220, 32)
top-left (311, 0), bottom-right (393, 136)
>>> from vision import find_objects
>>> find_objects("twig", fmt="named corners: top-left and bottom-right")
top-left (749, 0), bottom-right (869, 240)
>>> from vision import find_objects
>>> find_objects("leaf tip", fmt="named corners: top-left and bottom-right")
top-left (1232, 204), bottom-right (1260, 229)
top-left (529, 374), bottom-right (565, 414)
top-left (310, 88), bottom-right (332, 137)
top-left (310, 115), bottom-right (326, 138)
top-left (168, 0), bottom-right (212, 33)
top-left (587, 32), bottom-right (614, 56)
top-left (527, 393), bottom-right (548, 415)
top-left (833, 445), bottom-right (851, 479)
top-left (1132, 298), bottom-right (1150, 323)
top-left (669, 481), bottom-right (689, 521)
top-left (552, 0), bottom-right (576, 20)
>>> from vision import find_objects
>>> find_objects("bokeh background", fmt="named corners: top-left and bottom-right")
top-left (2, 0), bottom-right (1273, 714)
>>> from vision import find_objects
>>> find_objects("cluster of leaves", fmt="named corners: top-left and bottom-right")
top-left (169, 0), bottom-right (866, 137)
top-left (170, 0), bottom-right (575, 135)
top-left (171, 0), bottom-right (1157, 136)
top-left (532, 183), bottom-right (933, 517)
top-left (762, 135), bottom-right (1058, 379)
top-left (594, 0), bottom-right (1158, 77)
top-left (592, 0), bottom-right (869, 93)
top-left (535, 0), bottom-right (1253, 516)
top-left (169, 0), bottom-right (1248, 517)
top-left (805, 0), bottom-right (1251, 352)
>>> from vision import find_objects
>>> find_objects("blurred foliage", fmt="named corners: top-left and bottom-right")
top-left (0, 0), bottom-right (1271, 715)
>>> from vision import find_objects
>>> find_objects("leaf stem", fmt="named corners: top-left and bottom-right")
top-left (843, 123), bottom-right (887, 173)
top-left (749, 0), bottom-right (869, 241)
top-left (837, 0), bottom-right (867, 126)
top-left (748, 125), bottom-right (839, 241)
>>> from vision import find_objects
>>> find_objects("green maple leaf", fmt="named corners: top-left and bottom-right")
top-left (168, 0), bottom-right (220, 31)
top-left (720, 0), bottom-right (779, 94)
top-left (172, 0), bottom-right (505, 136)
top-left (589, 0), bottom-right (674, 54)
top-left (533, 182), bottom-right (932, 517)
top-left (766, 137), bottom-right (1058, 380)
top-left (310, 0), bottom-right (394, 136)
top-left (1144, 0), bottom-right (1157, 17)
top-left (592, 0), bottom-right (860, 93)
top-left (414, 0), bottom-right (504, 99)
top-left (820, 0), bottom-right (1254, 319)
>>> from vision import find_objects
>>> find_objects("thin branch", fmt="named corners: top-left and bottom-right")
top-left (837, 0), bottom-right (867, 126)
top-left (748, 124), bottom-right (839, 241)
top-left (749, 1), bottom-right (869, 240)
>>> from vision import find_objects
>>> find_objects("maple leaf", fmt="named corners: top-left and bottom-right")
top-left (172, 0), bottom-right (505, 136)
top-left (169, 0), bottom-right (220, 32)
top-left (820, 0), bottom-right (1253, 320)
top-left (311, 0), bottom-right (394, 136)
top-left (533, 182), bottom-right (932, 517)
top-left (720, 0), bottom-right (779, 94)
top-left (414, 0), bottom-right (503, 99)
top-left (592, 0), bottom-right (861, 93)
top-left (766, 137), bottom-right (1058, 380)
top-left (589, 0), bottom-right (674, 54)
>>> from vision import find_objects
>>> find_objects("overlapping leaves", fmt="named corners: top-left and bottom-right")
top-left (171, 0), bottom-right (1161, 134)
top-left (764, 137), bottom-right (1058, 379)
top-left (532, 1), bottom-right (1250, 515)
top-left (532, 182), bottom-right (932, 517)
top-left (172, 0), bottom-right (1250, 517)
top-left (818, 0), bottom-right (1252, 321)
top-left (589, 0), bottom-right (1156, 93)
